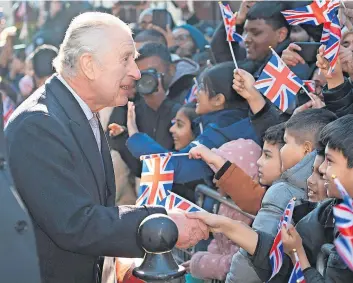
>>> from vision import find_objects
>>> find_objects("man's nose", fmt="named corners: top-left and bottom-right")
top-left (130, 61), bottom-right (141, 80)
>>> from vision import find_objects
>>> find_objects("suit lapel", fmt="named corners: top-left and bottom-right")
top-left (46, 76), bottom-right (106, 204)
top-left (99, 122), bottom-right (116, 206)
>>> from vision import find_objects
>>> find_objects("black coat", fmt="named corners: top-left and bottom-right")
top-left (5, 75), bottom-right (166, 283)
top-left (0, 97), bottom-right (41, 283)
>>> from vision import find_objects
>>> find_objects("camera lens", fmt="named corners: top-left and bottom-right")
top-left (136, 71), bottom-right (159, 95)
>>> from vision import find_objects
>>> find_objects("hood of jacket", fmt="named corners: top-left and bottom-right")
top-left (275, 150), bottom-right (316, 190)
top-left (169, 57), bottom-right (199, 88)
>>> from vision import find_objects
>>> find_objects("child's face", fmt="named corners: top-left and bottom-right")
top-left (307, 155), bottom-right (327, 202)
top-left (280, 130), bottom-right (309, 172)
top-left (195, 86), bottom-right (224, 115)
top-left (320, 146), bottom-right (353, 199)
top-left (170, 109), bottom-right (194, 150)
top-left (256, 141), bottom-right (282, 186)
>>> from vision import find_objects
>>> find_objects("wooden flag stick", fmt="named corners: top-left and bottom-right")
top-left (269, 46), bottom-right (314, 102)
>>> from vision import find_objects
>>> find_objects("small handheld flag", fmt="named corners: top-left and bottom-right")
top-left (136, 154), bottom-right (174, 206)
top-left (160, 191), bottom-right (204, 212)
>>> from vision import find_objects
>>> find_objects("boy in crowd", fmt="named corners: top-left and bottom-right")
top-left (189, 122), bottom-right (285, 215)
top-left (188, 115), bottom-right (353, 283)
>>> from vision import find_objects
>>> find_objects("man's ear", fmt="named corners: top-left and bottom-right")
top-left (79, 53), bottom-right (96, 80)
top-left (168, 63), bottom-right (176, 77)
top-left (303, 141), bottom-right (314, 155)
top-left (277, 26), bottom-right (288, 43)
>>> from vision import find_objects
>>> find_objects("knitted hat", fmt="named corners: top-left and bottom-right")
top-left (176, 24), bottom-right (208, 52)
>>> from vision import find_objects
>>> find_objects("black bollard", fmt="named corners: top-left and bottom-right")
top-left (133, 214), bottom-right (186, 283)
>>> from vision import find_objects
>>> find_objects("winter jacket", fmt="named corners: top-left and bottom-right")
top-left (215, 162), bottom-right (265, 216)
top-left (127, 113), bottom-right (260, 184)
top-left (249, 199), bottom-right (353, 283)
top-left (226, 151), bottom-right (316, 283)
top-left (322, 77), bottom-right (353, 117)
top-left (252, 151), bottom-right (316, 236)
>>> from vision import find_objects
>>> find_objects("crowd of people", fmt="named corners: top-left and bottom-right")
top-left (3, 1), bottom-right (353, 283)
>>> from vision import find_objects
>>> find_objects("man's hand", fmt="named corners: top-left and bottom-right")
top-left (293, 93), bottom-right (325, 115)
top-left (316, 45), bottom-right (345, 88)
top-left (339, 45), bottom-right (353, 75)
top-left (189, 144), bottom-right (226, 172)
top-left (127, 102), bottom-right (139, 137)
top-left (168, 209), bottom-right (209, 249)
top-left (236, 1), bottom-right (258, 25)
top-left (147, 24), bottom-right (176, 48)
top-left (108, 123), bottom-right (126, 137)
top-left (281, 43), bottom-right (305, 67)
top-left (186, 211), bottom-right (228, 234)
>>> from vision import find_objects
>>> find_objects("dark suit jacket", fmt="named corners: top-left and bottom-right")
top-left (5, 75), bottom-right (166, 283)
top-left (0, 95), bottom-right (41, 283)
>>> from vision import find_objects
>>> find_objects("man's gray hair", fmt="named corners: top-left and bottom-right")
top-left (53, 12), bottom-right (132, 77)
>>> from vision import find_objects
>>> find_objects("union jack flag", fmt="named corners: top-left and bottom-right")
top-left (269, 198), bottom-right (296, 281)
top-left (136, 154), bottom-right (174, 206)
top-left (184, 83), bottom-right (198, 104)
top-left (288, 259), bottom-right (306, 283)
top-left (281, 0), bottom-right (340, 26)
top-left (303, 80), bottom-right (316, 93)
top-left (2, 94), bottom-right (15, 126)
top-left (159, 191), bottom-right (203, 212)
top-left (332, 177), bottom-right (353, 271)
top-left (323, 13), bottom-right (341, 73)
top-left (321, 22), bottom-right (331, 44)
top-left (254, 50), bottom-right (302, 113)
top-left (218, 2), bottom-right (243, 42)
top-left (335, 235), bottom-right (353, 271)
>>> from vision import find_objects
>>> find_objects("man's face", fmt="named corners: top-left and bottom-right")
top-left (307, 155), bottom-right (327, 202)
top-left (139, 14), bottom-right (152, 30)
top-left (256, 141), bottom-right (282, 186)
top-left (280, 130), bottom-right (307, 172)
top-left (173, 28), bottom-right (195, 58)
top-left (90, 28), bottom-right (140, 108)
top-left (319, 147), bottom-right (353, 199)
top-left (136, 56), bottom-right (174, 89)
top-left (342, 33), bottom-right (353, 52)
top-left (244, 19), bottom-right (285, 61)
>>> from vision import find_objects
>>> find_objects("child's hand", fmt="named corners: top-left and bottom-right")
top-left (189, 144), bottom-right (213, 161)
top-left (108, 123), bottom-right (125, 137)
top-left (181, 261), bottom-right (191, 273)
top-left (127, 101), bottom-right (139, 137)
top-left (186, 211), bottom-right (228, 234)
top-left (232, 69), bottom-right (256, 100)
top-left (281, 225), bottom-right (303, 255)
top-left (189, 145), bottom-right (226, 171)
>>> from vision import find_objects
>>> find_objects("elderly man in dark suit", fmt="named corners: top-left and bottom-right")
top-left (5, 12), bottom-right (168, 283)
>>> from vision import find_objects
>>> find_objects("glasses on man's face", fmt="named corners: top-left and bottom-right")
top-left (174, 34), bottom-right (191, 43)
top-left (314, 84), bottom-right (323, 96)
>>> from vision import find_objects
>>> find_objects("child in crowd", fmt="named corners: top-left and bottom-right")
top-left (189, 123), bottom-right (285, 215)
top-left (187, 115), bottom-right (353, 283)
top-left (184, 138), bottom-right (260, 281)
top-left (126, 62), bottom-right (259, 184)
top-left (189, 108), bottom-right (336, 283)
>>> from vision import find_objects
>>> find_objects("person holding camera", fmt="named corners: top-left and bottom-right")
top-left (108, 43), bottom-right (198, 173)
